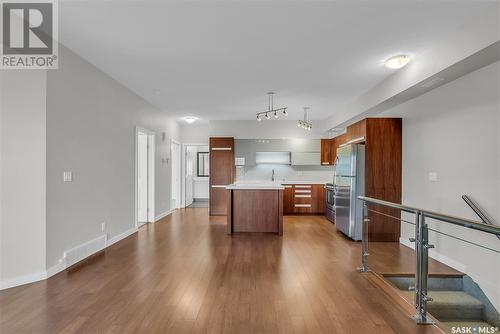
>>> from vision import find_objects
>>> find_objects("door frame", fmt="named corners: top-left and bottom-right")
top-left (170, 139), bottom-right (182, 210)
top-left (135, 126), bottom-right (155, 227)
top-left (181, 142), bottom-right (208, 208)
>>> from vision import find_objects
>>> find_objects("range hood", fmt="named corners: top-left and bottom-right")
top-left (255, 151), bottom-right (291, 165)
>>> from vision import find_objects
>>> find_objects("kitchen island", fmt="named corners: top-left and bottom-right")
top-left (226, 183), bottom-right (284, 235)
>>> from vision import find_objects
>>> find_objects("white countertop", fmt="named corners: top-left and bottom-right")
top-left (226, 182), bottom-right (285, 190)
top-left (226, 180), bottom-right (327, 190)
top-left (281, 180), bottom-right (327, 184)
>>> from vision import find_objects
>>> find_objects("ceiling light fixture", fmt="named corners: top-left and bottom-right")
top-left (256, 92), bottom-right (288, 121)
top-left (183, 116), bottom-right (197, 124)
top-left (298, 107), bottom-right (312, 131)
top-left (384, 54), bottom-right (410, 69)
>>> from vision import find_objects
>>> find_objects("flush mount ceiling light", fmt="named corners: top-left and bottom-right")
top-left (183, 116), bottom-right (197, 123)
top-left (384, 54), bottom-right (411, 69)
top-left (256, 92), bottom-right (288, 121)
top-left (298, 107), bottom-right (312, 131)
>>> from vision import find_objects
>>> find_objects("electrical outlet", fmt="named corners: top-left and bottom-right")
top-left (63, 171), bottom-right (73, 182)
top-left (428, 172), bottom-right (438, 182)
top-left (101, 222), bottom-right (106, 232)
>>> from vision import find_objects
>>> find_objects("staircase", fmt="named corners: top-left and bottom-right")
top-left (386, 276), bottom-right (500, 333)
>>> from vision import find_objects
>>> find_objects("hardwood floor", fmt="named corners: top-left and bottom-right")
top-left (0, 209), bottom-right (449, 333)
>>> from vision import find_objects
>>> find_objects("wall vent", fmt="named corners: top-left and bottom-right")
top-left (63, 235), bottom-right (107, 268)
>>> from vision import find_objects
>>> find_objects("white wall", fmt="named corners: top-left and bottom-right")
top-left (180, 123), bottom-right (210, 144)
top-left (0, 70), bottom-right (47, 286)
top-left (45, 45), bottom-right (180, 269)
top-left (382, 61), bottom-right (500, 309)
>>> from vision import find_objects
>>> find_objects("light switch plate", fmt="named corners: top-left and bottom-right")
top-left (63, 171), bottom-right (73, 182)
top-left (428, 172), bottom-right (438, 182)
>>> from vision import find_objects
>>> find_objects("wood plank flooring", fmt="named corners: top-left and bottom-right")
top-left (0, 208), bottom-right (449, 333)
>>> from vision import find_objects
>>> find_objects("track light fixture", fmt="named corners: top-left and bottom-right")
top-left (298, 107), bottom-right (312, 131)
top-left (256, 92), bottom-right (288, 121)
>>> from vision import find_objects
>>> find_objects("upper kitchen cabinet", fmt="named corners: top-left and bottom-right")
top-left (346, 119), bottom-right (366, 142)
top-left (235, 139), bottom-right (322, 166)
top-left (320, 139), bottom-right (334, 165)
top-left (209, 137), bottom-right (235, 216)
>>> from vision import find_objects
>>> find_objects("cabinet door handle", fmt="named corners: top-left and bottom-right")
top-left (211, 147), bottom-right (232, 151)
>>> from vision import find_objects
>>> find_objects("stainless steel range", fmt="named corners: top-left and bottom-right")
top-left (325, 183), bottom-right (335, 223)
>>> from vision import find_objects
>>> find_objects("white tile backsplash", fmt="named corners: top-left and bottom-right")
top-left (236, 164), bottom-right (332, 183)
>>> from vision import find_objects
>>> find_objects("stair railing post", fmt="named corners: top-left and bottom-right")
top-left (359, 202), bottom-right (369, 272)
top-left (411, 212), bottom-right (435, 324)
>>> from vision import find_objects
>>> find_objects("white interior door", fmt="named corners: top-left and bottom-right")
top-left (137, 134), bottom-right (149, 223)
top-left (171, 141), bottom-right (181, 209)
top-left (185, 147), bottom-right (195, 206)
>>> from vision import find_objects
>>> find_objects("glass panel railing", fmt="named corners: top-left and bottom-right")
top-left (357, 196), bottom-right (500, 333)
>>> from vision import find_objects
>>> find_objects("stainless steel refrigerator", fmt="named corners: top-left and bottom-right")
top-left (333, 143), bottom-right (365, 241)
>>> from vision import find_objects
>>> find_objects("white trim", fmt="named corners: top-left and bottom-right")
top-left (0, 271), bottom-right (47, 290)
top-left (155, 209), bottom-right (175, 222)
top-left (46, 261), bottom-right (65, 278)
top-left (170, 139), bottom-right (182, 210)
top-left (106, 227), bottom-right (138, 248)
top-left (399, 237), bottom-right (467, 273)
top-left (135, 127), bottom-right (156, 227)
top-left (180, 142), bottom-right (209, 208)
top-left (1, 227), bottom-right (139, 290)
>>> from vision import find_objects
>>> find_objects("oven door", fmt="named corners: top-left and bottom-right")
top-left (326, 187), bottom-right (335, 208)
top-left (325, 186), bottom-right (335, 222)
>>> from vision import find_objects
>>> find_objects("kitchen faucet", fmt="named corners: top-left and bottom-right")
top-left (272, 169), bottom-right (275, 182)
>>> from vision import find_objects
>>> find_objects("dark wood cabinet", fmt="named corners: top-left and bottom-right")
top-left (311, 184), bottom-right (325, 213)
top-left (283, 185), bottom-right (294, 214)
top-left (282, 184), bottom-right (325, 215)
top-left (320, 139), bottom-right (335, 165)
top-left (209, 137), bottom-right (235, 216)
top-left (346, 119), bottom-right (366, 142)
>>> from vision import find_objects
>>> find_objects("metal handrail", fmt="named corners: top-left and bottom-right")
top-left (357, 195), bottom-right (500, 325)
top-left (358, 196), bottom-right (500, 236)
top-left (462, 195), bottom-right (494, 225)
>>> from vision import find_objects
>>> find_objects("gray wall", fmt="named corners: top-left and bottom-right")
top-left (46, 45), bottom-right (179, 269)
top-left (0, 70), bottom-right (47, 282)
top-left (382, 61), bottom-right (500, 309)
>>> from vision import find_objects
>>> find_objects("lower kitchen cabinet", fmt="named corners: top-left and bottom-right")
top-left (283, 184), bottom-right (325, 215)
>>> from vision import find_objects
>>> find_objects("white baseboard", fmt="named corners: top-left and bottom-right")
top-left (0, 270), bottom-right (47, 290)
top-left (1, 227), bottom-right (139, 290)
top-left (155, 209), bottom-right (174, 222)
top-left (106, 227), bottom-right (138, 247)
top-left (46, 261), bottom-right (65, 279)
top-left (399, 237), bottom-right (467, 273)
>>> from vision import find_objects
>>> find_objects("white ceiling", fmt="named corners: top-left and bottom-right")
top-left (59, 0), bottom-right (495, 121)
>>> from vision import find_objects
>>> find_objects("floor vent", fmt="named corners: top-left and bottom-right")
top-left (63, 235), bottom-right (107, 268)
